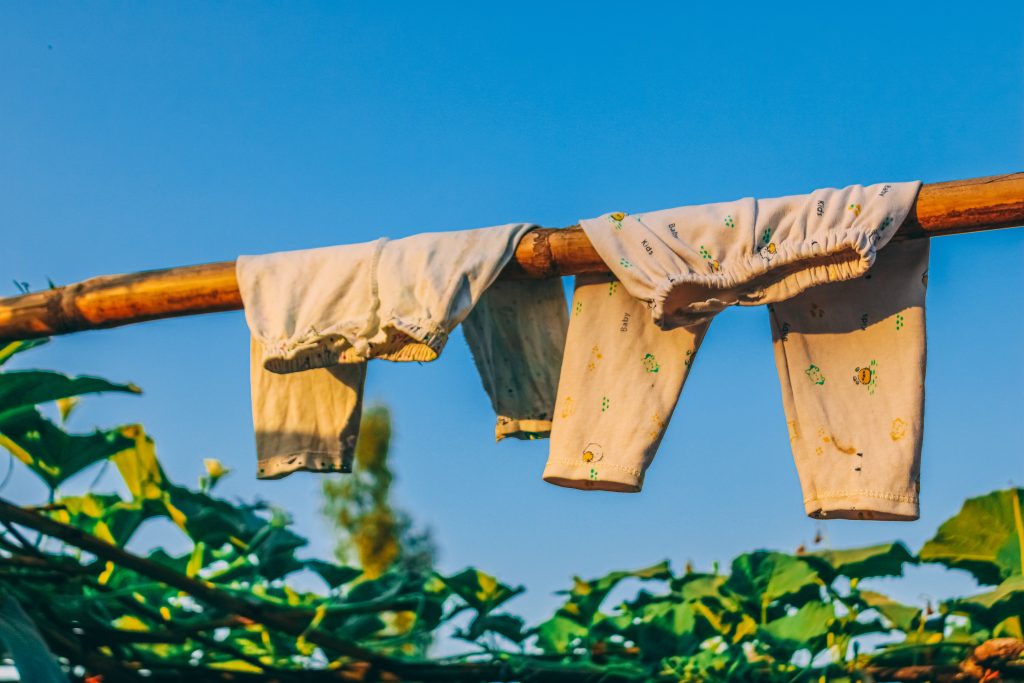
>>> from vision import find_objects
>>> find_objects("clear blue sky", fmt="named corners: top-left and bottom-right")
top-left (1, 3), bottom-right (1022, 625)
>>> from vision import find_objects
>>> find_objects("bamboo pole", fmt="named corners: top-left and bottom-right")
top-left (1, 172), bottom-right (1022, 343)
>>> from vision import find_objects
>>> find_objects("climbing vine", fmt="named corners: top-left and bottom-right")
top-left (0, 338), bottom-right (1019, 682)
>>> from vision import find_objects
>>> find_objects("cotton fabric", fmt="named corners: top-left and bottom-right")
top-left (770, 239), bottom-right (929, 520)
top-left (546, 181), bottom-right (928, 520)
top-left (238, 223), bottom-right (566, 478)
top-left (580, 182), bottom-right (921, 329)
top-left (462, 278), bottom-right (569, 441)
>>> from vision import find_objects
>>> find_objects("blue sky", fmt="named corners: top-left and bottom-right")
top-left (1, 3), bottom-right (1022, 626)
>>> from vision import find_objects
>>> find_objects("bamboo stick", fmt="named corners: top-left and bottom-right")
top-left (1, 173), bottom-right (1021, 343)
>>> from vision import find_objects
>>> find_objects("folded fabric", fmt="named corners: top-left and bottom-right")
top-left (546, 181), bottom-right (928, 521)
top-left (462, 278), bottom-right (569, 441)
top-left (238, 224), bottom-right (537, 370)
top-left (238, 223), bottom-right (566, 476)
top-left (580, 182), bottom-right (921, 329)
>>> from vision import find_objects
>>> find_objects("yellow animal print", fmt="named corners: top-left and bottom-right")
top-left (648, 412), bottom-right (665, 440)
top-left (890, 418), bottom-right (908, 441)
top-left (586, 345), bottom-right (603, 372)
top-left (560, 396), bottom-right (576, 419)
top-left (786, 421), bottom-right (798, 443)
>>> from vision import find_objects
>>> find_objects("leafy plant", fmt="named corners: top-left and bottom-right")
top-left (0, 340), bottom-right (1018, 682)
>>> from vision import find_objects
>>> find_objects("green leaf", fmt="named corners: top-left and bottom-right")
top-left (856, 590), bottom-right (921, 631)
top-left (759, 601), bottom-right (835, 650)
top-left (920, 488), bottom-right (1024, 584)
top-left (0, 370), bottom-right (140, 423)
top-left (806, 542), bottom-right (916, 580)
top-left (723, 551), bottom-right (822, 620)
top-left (440, 568), bottom-right (523, 616)
top-left (462, 613), bottom-right (527, 643)
top-left (0, 408), bottom-right (134, 489)
top-left (557, 561), bottom-right (672, 626)
top-left (0, 339), bottom-right (49, 367)
top-left (534, 614), bottom-right (587, 653)
top-left (305, 560), bottom-right (361, 589)
top-left (0, 594), bottom-right (68, 683)
top-left (947, 575), bottom-right (1024, 628)
top-left (46, 493), bottom-right (155, 546)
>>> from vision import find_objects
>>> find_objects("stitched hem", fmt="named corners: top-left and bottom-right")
top-left (257, 451), bottom-right (351, 480)
top-left (495, 418), bottom-right (552, 442)
top-left (804, 490), bottom-right (919, 521)
top-left (542, 457), bottom-right (643, 493)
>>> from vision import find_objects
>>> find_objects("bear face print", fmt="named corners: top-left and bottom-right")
top-left (805, 364), bottom-right (825, 385)
top-left (759, 242), bottom-right (777, 263)
top-left (852, 360), bottom-right (878, 394)
top-left (642, 353), bottom-right (660, 373)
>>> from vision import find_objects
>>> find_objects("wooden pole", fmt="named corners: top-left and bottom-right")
top-left (1, 172), bottom-right (1021, 343)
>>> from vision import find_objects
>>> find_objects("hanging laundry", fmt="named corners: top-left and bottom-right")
top-left (247, 338), bottom-right (365, 479)
top-left (769, 238), bottom-right (928, 520)
top-left (545, 181), bottom-right (927, 521)
top-left (462, 278), bottom-right (569, 441)
top-left (237, 223), bottom-right (567, 478)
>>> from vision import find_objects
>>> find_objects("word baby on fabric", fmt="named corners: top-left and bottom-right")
top-left (238, 224), bottom-right (568, 479)
top-left (545, 181), bottom-right (929, 521)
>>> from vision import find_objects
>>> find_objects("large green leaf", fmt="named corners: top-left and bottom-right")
top-left (0, 409), bottom-right (134, 489)
top-left (759, 601), bottom-right (835, 650)
top-left (0, 340), bottom-right (49, 367)
top-left (0, 370), bottom-right (140, 421)
top-left (557, 561), bottom-right (672, 627)
top-left (534, 614), bottom-right (587, 653)
top-left (723, 552), bottom-right (822, 621)
top-left (46, 493), bottom-right (155, 546)
top-left (920, 488), bottom-right (1024, 584)
top-left (440, 568), bottom-right (523, 616)
top-left (856, 590), bottom-right (921, 632)
top-left (947, 575), bottom-right (1024, 628)
top-left (806, 542), bottom-right (916, 580)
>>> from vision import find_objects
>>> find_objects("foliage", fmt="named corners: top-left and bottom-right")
top-left (0, 340), bottom-right (1017, 682)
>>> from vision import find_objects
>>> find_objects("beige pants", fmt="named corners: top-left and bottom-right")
top-left (239, 224), bottom-right (566, 478)
top-left (546, 181), bottom-right (928, 520)
top-left (771, 239), bottom-right (928, 520)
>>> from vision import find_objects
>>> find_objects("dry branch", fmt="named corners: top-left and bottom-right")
top-left (0, 173), bottom-right (1021, 342)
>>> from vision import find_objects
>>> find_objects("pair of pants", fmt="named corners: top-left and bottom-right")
top-left (544, 238), bottom-right (928, 521)
top-left (239, 224), bottom-right (568, 478)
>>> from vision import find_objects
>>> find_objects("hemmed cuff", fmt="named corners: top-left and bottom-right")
top-left (257, 451), bottom-right (352, 480)
top-left (542, 457), bottom-right (643, 493)
top-left (495, 418), bottom-right (552, 442)
top-left (804, 491), bottom-right (919, 521)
